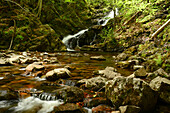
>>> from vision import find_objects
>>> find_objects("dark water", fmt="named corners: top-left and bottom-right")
top-left (0, 51), bottom-right (133, 112)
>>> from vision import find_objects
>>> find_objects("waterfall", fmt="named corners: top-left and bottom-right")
top-left (98, 8), bottom-right (119, 26)
top-left (62, 9), bottom-right (118, 51)
top-left (62, 29), bottom-right (88, 51)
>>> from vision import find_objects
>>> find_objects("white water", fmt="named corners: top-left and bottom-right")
top-left (98, 8), bottom-right (118, 26)
top-left (14, 97), bottom-right (64, 113)
top-left (62, 9), bottom-right (118, 51)
top-left (62, 29), bottom-right (88, 51)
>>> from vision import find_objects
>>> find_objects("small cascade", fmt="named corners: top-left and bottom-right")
top-left (98, 8), bottom-right (119, 26)
top-left (14, 97), bottom-right (63, 113)
top-left (62, 29), bottom-right (88, 51)
top-left (62, 9), bottom-right (118, 51)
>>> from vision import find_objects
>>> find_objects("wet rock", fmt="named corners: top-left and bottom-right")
top-left (20, 57), bottom-right (34, 64)
top-left (84, 97), bottom-right (112, 108)
top-left (0, 58), bottom-right (9, 65)
top-left (43, 59), bottom-right (50, 63)
top-left (119, 105), bottom-right (141, 113)
top-left (116, 60), bottom-right (137, 69)
top-left (153, 68), bottom-right (170, 78)
top-left (97, 67), bottom-right (121, 79)
top-left (43, 68), bottom-right (71, 81)
top-left (26, 63), bottom-right (44, 72)
top-left (149, 76), bottom-right (170, 104)
top-left (34, 71), bottom-right (43, 77)
top-left (92, 105), bottom-right (114, 113)
top-left (53, 86), bottom-right (84, 103)
top-left (105, 76), bottom-right (158, 112)
top-left (50, 57), bottom-right (59, 64)
top-left (77, 76), bottom-right (107, 91)
top-left (90, 55), bottom-right (106, 61)
top-left (32, 57), bottom-right (40, 62)
top-left (116, 53), bottom-right (129, 61)
top-left (0, 88), bottom-right (18, 100)
top-left (134, 67), bottom-right (147, 78)
top-left (7, 56), bottom-right (22, 64)
top-left (52, 103), bottom-right (85, 113)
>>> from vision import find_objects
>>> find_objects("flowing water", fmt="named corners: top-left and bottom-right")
top-left (0, 51), bottom-right (133, 113)
top-left (62, 9), bottom-right (118, 51)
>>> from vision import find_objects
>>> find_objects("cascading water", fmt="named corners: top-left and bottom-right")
top-left (62, 29), bottom-right (88, 51)
top-left (98, 8), bottom-right (119, 26)
top-left (62, 9), bottom-right (118, 51)
top-left (13, 97), bottom-right (64, 113)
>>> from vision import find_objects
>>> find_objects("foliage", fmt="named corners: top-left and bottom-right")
top-left (154, 54), bottom-right (163, 66)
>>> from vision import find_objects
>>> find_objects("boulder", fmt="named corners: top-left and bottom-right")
top-left (105, 76), bottom-right (158, 112)
top-left (26, 63), bottom-right (44, 72)
top-left (77, 76), bottom-right (107, 91)
top-left (90, 55), bottom-right (106, 61)
top-left (149, 76), bottom-right (170, 104)
top-left (52, 86), bottom-right (84, 103)
top-left (116, 53), bottom-right (129, 61)
top-left (153, 68), bottom-right (170, 78)
top-left (43, 68), bottom-right (71, 81)
top-left (97, 67), bottom-right (121, 79)
top-left (52, 103), bottom-right (85, 113)
top-left (134, 67), bottom-right (147, 78)
top-left (119, 105), bottom-right (141, 113)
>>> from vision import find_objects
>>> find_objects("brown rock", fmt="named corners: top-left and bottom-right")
top-left (134, 67), bottom-right (147, 77)
top-left (119, 105), bottom-right (141, 113)
top-left (92, 105), bottom-right (114, 113)
top-left (51, 103), bottom-right (85, 113)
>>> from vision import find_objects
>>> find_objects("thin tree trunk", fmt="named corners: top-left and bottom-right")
top-left (151, 19), bottom-right (170, 39)
top-left (8, 20), bottom-right (16, 50)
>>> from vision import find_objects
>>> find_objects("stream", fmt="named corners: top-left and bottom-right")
top-left (0, 51), bottom-right (133, 113)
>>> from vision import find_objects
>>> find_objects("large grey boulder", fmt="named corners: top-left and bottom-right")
top-left (105, 76), bottom-right (158, 112)
top-left (42, 68), bottom-right (71, 81)
top-left (150, 76), bottom-right (170, 104)
top-left (77, 76), bottom-right (107, 91)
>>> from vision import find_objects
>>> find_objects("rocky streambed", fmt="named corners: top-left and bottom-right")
top-left (0, 50), bottom-right (169, 113)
